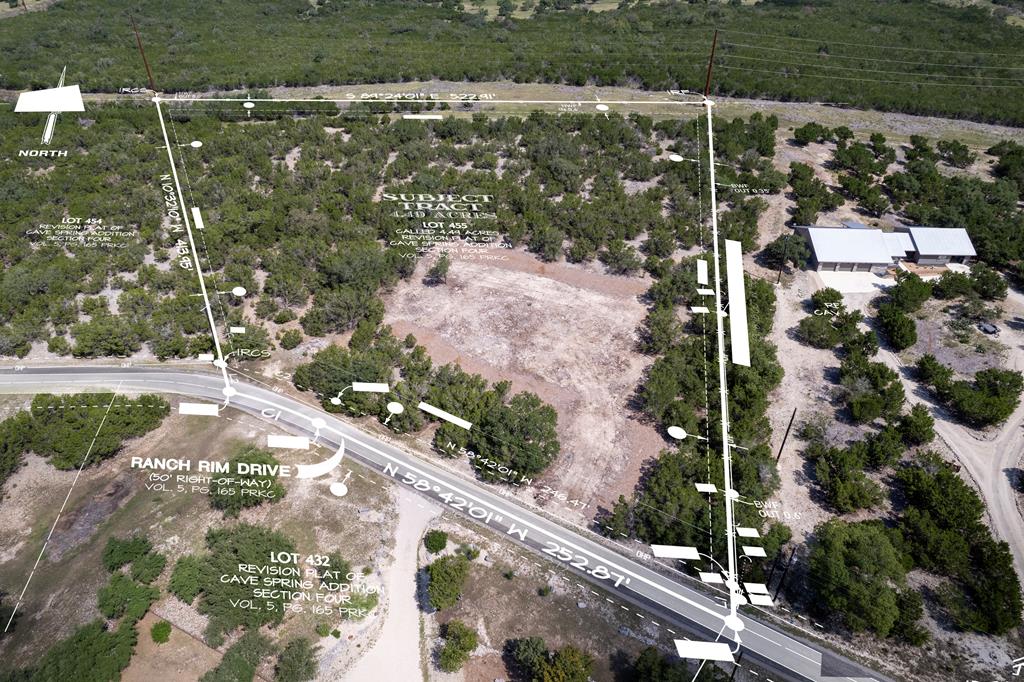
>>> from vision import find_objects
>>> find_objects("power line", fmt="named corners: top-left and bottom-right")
top-left (719, 41), bottom-right (1024, 71)
top-left (718, 53), bottom-right (1024, 82)
top-left (714, 63), bottom-right (1024, 89)
top-left (716, 28), bottom-right (1022, 57)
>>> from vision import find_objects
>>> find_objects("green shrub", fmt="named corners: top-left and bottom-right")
top-left (932, 271), bottom-right (973, 300)
top-left (273, 308), bottom-right (297, 324)
top-left (438, 620), bottom-right (478, 672)
top-left (279, 329), bottom-right (303, 350)
top-left (797, 315), bottom-right (840, 349)
top-left (426, 555), bottom-right (469, 610)
top-left (47, 336), bottom-right (71, 355)
top-left (840, 353), bottom-right (905, 423)
top-left (808, 520), bottom-right (907, 637)
top-left (877, 303), bottom-right (917, 351)
top-left (275, 638), bottom-right (319, 682)
top-left (169, 555), bottom-right (202, 604)
top-left (761, 234), bottom-right (810, 270)
top-left (890, 272), bottom-right (932, 312)
top-left (130, 552), bottom-right (167, 585)
top-left (97, 574), bottom-right (159, 623)
top-left (199, 631), bottom-right (273, 682)
top-left (969, 263), bottom-right (1007, 300)
top-left (899, 404), bottom-right (935, 446)
top-left (208, 448), bottom-right (286, 517)
top-left (150, 621), bottom-right (171, 644)
top-left (793, 122), bottom-right (831, 145)
top-left (102, 536), bottom-right (152, 572)
top-left (424, 530), bottom-right (448, 553)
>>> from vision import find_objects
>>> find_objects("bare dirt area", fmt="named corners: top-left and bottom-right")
top-left (383, 248), bottom-right (667, 522)
top-left (763, 270), bottom-right (849, 543)
top-left (420, 517), bottom-right (706, 682)
top-left (121, 612), bottom-right (221, 682)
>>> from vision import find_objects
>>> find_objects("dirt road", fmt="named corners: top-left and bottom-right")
top-left (877, 307), bottom-right (1024, 581)
top-left (342, 487), bottom-right (439, 682)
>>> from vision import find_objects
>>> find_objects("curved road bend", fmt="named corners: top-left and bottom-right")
top-left (0, 367), bottom-right (890, 682)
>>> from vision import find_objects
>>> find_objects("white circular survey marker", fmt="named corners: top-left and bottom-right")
top-left (386, 402), bottom-right (405, 415)
top-left (329, 397), bottom-right (342, 406)
top-left (310, 417), bottom-right (326, 430)
top-left (595, 103), bottom-right (609, 111)
top-left (329, 482), bottom-right (348, 497)
top-left (190, 140), bottom-right (203, 148)
top-left (222, 386), bottom-right (237, 397)
top-left (213, 359), bottom-right (227, 368)
top-left (669, 153), bottom-right (684, 162)
top-left (231, 286), bottom-right (247, 297)
top-left (724, 614), bottom-right (745, 632)
top-left (243, 101), bottom-right (255, 109)
top-left (667, 426), bottom-right (687, 440)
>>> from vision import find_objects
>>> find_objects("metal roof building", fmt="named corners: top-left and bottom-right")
top-left (796, 225), bottom-right (977, 272)
top-left (898, 226), bottom-right (976, 265)
top-left (800, 227), bottom-right (895, 273)
top-left (883, 232), bottom-right (915, 259)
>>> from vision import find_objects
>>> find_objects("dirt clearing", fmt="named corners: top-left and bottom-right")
top-left (383, 248), bottom-right (666, 522)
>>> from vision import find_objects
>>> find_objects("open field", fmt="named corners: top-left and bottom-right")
top-left (383, 248), bottom-right (667, 523)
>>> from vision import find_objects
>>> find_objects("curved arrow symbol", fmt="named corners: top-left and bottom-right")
top-left (296, 440), bottom-right (345, 479)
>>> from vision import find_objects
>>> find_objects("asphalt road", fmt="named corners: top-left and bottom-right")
top-left (0, 366), bottom-right (889, 682)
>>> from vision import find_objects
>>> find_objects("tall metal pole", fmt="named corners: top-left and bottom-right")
top-left (130, 14), bottom-right (156, 92)
top-left (704, 29), bottom-right (719, 99)
top-left (775, 407), bottom-right (798, 463)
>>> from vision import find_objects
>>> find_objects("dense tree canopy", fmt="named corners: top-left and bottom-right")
top-left (169, 524), bottom-right (298, 645)
top-left (2, 0), bottom-right (1022, 123)
top-left (426, 555), bottom-right (470, 611)
top-left (896, 453), bottom-right (1022, 634)
top-left (808, 520), bottom-right (908, 637)
top-left (915, 355), bottom-right (1024, 428)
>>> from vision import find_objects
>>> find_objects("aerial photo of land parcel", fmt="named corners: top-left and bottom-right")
top-left (1, 1), bottom-right (1024, 682)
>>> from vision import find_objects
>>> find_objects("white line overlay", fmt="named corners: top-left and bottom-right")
top-left (352, 382), bottom-right (390, 393)
top-left (3, 387), bottom-right (121, 633)
top-left (725, 239), bottom-right (751, 367)
top-left (418, 401), bottom-right (472, 430)
top-left (179, 402), bottom-right (219, 416)
top-left (267, 434), bottom-right (310, 450)
top-left (154, 99), bottom-right (229, 390)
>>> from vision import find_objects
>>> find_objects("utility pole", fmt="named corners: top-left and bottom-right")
top-left (765, 550), bottom-right (782, 587)
top-left (130, 14), bottom-right (156, 92)
top-left (775, 407), bottom-right (797, 463)
top-left (703, 29), bottom-right (719, 99)
top-left (775, 236), bottom-right (790, 284)
top-left (772, 549), bottom-right (797, 600)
